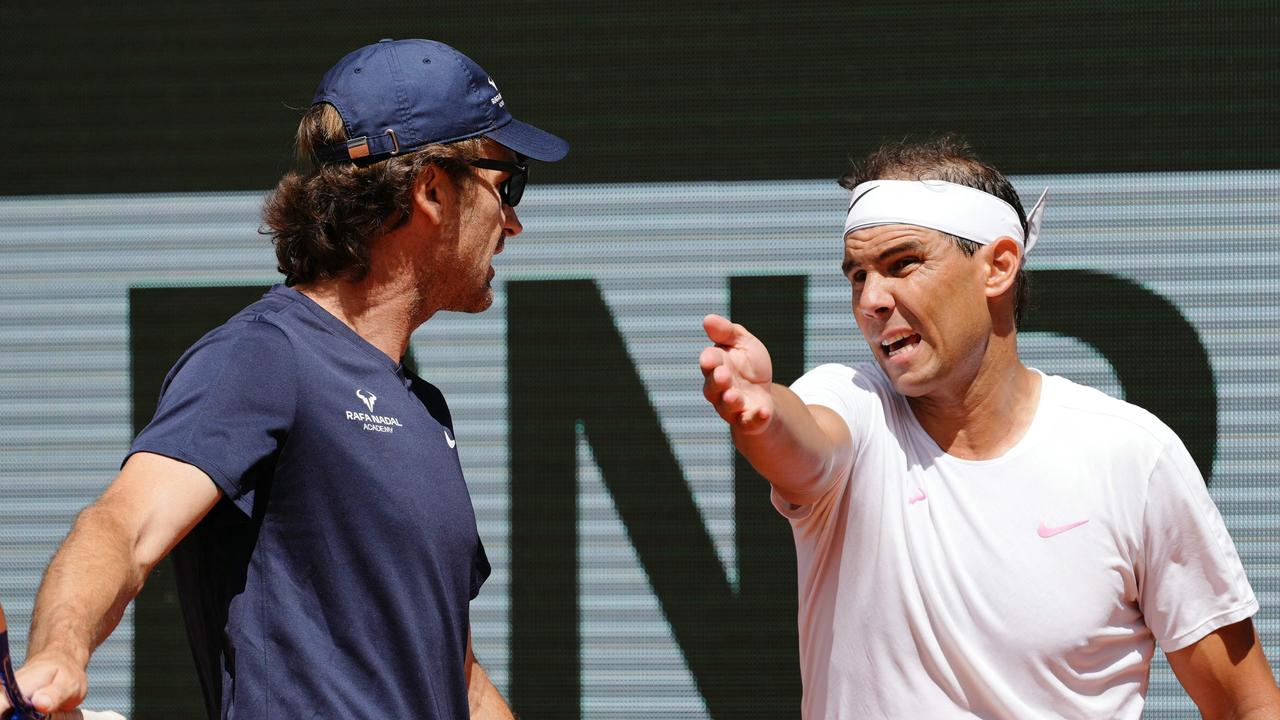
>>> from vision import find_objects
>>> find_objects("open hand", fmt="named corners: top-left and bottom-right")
top-left (699, 314), bottom-right (775, 434)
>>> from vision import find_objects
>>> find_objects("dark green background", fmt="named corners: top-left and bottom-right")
top-left (2, 1), bottom-right (1276, 196)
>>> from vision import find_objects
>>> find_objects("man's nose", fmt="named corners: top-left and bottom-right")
top-left (503, 204), bottom-right (523, 238)
top-left (858, 273), bottom-right (894, 320)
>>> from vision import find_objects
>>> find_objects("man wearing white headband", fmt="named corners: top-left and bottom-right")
top-left (700, 136), bottom-right (1278, 719)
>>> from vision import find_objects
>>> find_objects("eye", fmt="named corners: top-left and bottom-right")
top-left (891, 256), bottom-right (919, 273)
top-left (850, 269), bottom-right (866, 284)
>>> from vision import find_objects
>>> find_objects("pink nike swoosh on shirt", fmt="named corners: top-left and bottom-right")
top-left (908, 488), bottom-right (927, 504)
top-left (1038, 519), bottom-right (1089, 538)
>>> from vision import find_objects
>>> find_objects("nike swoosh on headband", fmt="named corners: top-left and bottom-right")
top-left (847, 184), bottom-right (880, 213)
top-left (845, 180), bottom-right (1049, 254)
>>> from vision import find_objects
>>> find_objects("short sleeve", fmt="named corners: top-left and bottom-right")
top-left (790, 363), bottom-right (862, 434)
top-left (129, 320), bottom-right (297, 516)
top-left (1137, 434), bottom-right (1257, 652)
top-left (774, 363), bottom-right (872, 523)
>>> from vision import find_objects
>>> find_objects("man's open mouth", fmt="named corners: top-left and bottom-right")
top-left (881, 333), bottom-right (921, 357)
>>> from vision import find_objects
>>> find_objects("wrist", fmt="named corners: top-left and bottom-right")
top-left (27, 640), bottom-right (89, 672)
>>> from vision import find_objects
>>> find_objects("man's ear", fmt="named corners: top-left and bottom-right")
top-left (411, 164), bottom-right (450, 227)
top-left (984, 236), bottom-right (1023, 299)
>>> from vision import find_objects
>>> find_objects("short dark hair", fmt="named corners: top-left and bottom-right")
top-left (262, 103), bottom-right (487, 286)
top-left (838, 135), bottom-right (1031, 327)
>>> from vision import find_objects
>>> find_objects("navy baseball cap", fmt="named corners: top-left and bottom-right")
top-left (311, 39), bottom-right (568, 165)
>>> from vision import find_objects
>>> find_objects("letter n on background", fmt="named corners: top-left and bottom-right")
top-left (509, 276), bottom-right (805, 719)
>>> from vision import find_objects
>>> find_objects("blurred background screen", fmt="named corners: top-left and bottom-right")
top-left (1, 2), bottom-right (1276, 718)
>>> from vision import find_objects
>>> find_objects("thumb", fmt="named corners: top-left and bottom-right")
top-left (27, 673), bottom-right (82, 713)
top-left (33, 687), bottom-right (73, 714)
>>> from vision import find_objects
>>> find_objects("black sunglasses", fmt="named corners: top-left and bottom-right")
top-left (469, 158), bottom-right (528, 207)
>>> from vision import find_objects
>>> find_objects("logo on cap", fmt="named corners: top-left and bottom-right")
top-left (487, 77), bottom-right (504, 107)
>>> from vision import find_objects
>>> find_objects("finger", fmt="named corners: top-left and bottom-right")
top-left (701, 359), bottom-right (731, 399)
top-left (702, 314), bottom-right (740, 346)
top-left (702, 373), bottom-right (725, 406)
top-left (32, 690), bottom-right (61, 713)
top-left (732, 401), bottom-right (775, 435)
top-left (28, 673), bottom-right (86, 713)
top-left (703, 365), bottom-right (747, 418)
top-left (698, 346), bottom-right (725, 376)
top-left (711, 365), bottom-right (746, 410)
top-left (14, 663), bottom-right (58, 691)
top-left (51, 711), bottom-right (127, 720)
top-left (741, 403), bottom-right (772, 428)
top-left (721, 386), bottom-right (745, 413)
top-left (711, 363), bottom-right (734, 389)
top-left (711, 376), bottom-right (742, 409)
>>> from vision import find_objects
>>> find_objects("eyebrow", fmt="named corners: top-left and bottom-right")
top-left (841, 239), bottom-right (927, 276)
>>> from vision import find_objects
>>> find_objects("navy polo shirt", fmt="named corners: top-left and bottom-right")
top-left (130, 285), bottom-right (490, 720)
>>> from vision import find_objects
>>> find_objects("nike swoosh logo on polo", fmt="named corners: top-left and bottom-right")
top-left (1038, 519), bottom-right (1089, 538)
top-left (444, 429), bottom-right (456, 449)
top-left (908, 488), bottom-right (927, 505)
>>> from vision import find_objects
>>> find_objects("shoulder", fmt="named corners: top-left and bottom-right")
top-left (164, 303), bottom-right (301, 393)
top-left (183, 316), bottom-right (296, 367)
top-left (196, 289), bottom-right (309, 355)
top-left (790, 363), bottom-right (901, 440)
top-left (794, 362), bottom-right (893, 397)
top-left (1041, 373), bottom-right (1177, 459)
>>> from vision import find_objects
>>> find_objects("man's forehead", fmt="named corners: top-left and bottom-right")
top-left (843, 224), bottom-right (944, 257)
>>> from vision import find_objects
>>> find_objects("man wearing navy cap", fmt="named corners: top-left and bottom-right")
top-left (4, 39), bottom-right (565, 719)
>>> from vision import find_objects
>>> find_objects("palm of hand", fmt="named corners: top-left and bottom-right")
top-left (700, 314), bottom-right (776, 431)
top-left (723, 339), bottom-right (772, 404)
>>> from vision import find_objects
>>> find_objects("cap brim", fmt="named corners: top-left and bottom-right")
top-left (487, 118), bottom-right (569, 162)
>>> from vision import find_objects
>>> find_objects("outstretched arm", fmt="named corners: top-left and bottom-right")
top-left (15, 452), bottom-right (220, 714)
top-left (1167, 618), bottom-right (1280, 720)
top-left (699, 314), bottom-right (853, 505)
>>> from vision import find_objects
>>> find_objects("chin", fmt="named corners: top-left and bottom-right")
top-left (892, 379), bottom-right (930, 398)
top-left (462, 289), bottom-right (495, 314)
top-left (879, 362), bottom-right (933, 398)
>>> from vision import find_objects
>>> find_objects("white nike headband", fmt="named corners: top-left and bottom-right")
top-left (844, 179), bottom-right (1048, 253)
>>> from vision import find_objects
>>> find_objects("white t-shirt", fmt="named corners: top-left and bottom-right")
top-left (779, 363), bottom-right (1257, 720)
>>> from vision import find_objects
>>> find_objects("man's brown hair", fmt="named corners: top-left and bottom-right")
top-left (838, 135), bottom-right (1031, 327)
top-left (262, 103), bottom-right (486, 286)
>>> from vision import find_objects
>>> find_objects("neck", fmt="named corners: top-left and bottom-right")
top-left (295, 264), bottom-right (432, 363)
top-left (906, 334), bottom-right (1041, 460)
